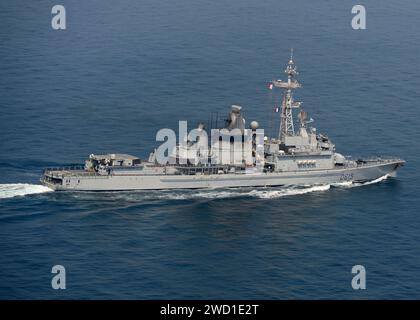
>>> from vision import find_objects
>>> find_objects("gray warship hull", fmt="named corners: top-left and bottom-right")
top-left (41, 159), bottom-right (404, 191)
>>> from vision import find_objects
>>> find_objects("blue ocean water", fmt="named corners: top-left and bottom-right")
top-left (1, 0), bottom-right (420, 299)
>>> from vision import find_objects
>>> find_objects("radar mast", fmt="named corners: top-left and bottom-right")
top-left (270, 49), bottom-right (302, 143)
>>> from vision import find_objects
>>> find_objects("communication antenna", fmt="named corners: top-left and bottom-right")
top-left (269, 49), bottom-right (303, 142)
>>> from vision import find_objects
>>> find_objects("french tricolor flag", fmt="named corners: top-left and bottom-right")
top-left (268, 83), bottom-right (273, 90)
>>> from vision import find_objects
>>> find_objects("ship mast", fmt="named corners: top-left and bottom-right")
top-left (270, 49), bottom-right (302, 143)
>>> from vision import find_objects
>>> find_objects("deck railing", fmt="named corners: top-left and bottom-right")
top-left (43, 166), bottom-right (102, 177)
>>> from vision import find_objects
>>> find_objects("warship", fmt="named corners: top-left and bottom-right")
top-left (41, 52), bottom-right (404, 191)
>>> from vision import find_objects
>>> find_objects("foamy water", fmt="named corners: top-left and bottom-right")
top-left (355, 174), bottom-right (390, 186)
top-left (0, 184), bottom-right (53, 199)
top-left (151, 174), bottom-right (390, 200)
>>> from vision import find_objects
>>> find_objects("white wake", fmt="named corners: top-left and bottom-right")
top-left (0, 184), bottom-right (53, 199)
top-left (354, 174), bottom-right (390, 186)
top-left (247, 184), bottom-right (331, 199)
top-left (146, 174), bottom-right (390, 200)
top-left (332, 174), bottom-right (390, 188)
top-left (132, 184), bottom-right (333, 201)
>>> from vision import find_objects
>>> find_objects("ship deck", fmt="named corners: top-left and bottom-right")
top-left (42, 158), bottom-right (404, 179)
